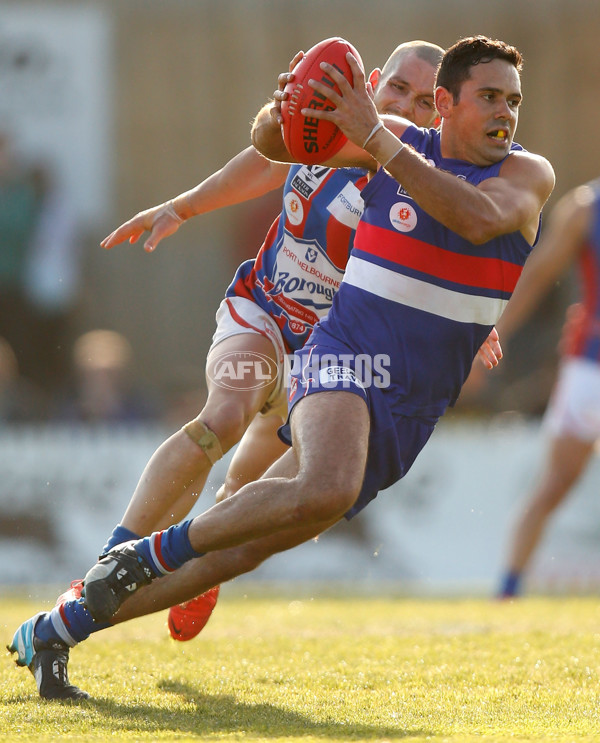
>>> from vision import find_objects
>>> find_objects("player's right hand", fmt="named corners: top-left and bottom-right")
top-left (101, 202), bottom-right (183, 253)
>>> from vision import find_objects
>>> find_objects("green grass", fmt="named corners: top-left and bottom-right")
top-left (2, 591), bottom-right (600, 742)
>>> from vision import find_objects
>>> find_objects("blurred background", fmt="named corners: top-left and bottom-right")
top-left (2, 0), bottom-right (600, 594)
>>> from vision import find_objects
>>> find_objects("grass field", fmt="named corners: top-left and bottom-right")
top-left (2, 590), bottom-right (600, 742)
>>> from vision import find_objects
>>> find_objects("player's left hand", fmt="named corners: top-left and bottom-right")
top-left (302, 53), bottom-right (378, 148)
top-left (100, 201), bottom-right (183, 253)
top-left (476, 327), bottom-right (502, 369)
top-left (270, 51), bottom-right (304, 126)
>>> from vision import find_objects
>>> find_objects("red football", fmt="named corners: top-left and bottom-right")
top-left (281, 37), bottom-right (363, 165)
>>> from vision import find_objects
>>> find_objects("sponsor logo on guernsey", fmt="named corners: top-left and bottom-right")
top-left (284, 191), bottom-right (304, 225)
top-left (269, 232), bottom-right (344, 316)
top-left (389, 202), bottom-right (417, 232)
top-left (326, 181), bottom-right (364, 230)
top-left (291, 165), bottom-right (330, 199)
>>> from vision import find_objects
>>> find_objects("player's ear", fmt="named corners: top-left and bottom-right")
top-left (368, 68), bottom-right (381, 91)
top-left (434, 87), bottom-right (452, 119)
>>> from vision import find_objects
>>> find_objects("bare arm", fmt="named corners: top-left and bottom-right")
top-left (101, 147), bottom-right (289, 252)
top-left (304, 54), bottom-right (555, 246)
top-left (379, 145), bottom-right (553, 245)
top-left (496, 185), bottom-right (593, 340)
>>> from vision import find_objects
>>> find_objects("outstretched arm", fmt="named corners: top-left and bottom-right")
top-left (496, 185), bottom-right (593, 341)
top-left (101, 147), bottom-right (289, 253)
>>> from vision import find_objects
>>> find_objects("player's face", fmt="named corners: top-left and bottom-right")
top-left (372, 52), bottom-right (438, 128)
top-left (438, 59), bottom-right (522, 166)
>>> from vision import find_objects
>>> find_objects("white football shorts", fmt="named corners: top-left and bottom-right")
top-left (543, 356), bottom-right (600, 441)
top-left (210, 296), bottom-right (288, 417)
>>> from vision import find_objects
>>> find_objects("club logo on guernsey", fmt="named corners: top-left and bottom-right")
top-left (390, 202), bottom-right (417, 232)
top-left (305, 247), bottom-right (318, 263)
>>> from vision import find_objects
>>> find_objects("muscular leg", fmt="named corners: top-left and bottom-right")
top-left (120, 333), bottom-right (280, 534)
top-left (11, 389), bottom-right (369, 701)
top-left (183, 390), bottom-right (370, 553)
top-left (505, 433), bottom-right (594, 574)
top-left (114, 516), bottom-right (338, 622)
top-left (114, 426), bottom-right (344, 622)
top-left (82, 390), bottom-right (369, 625)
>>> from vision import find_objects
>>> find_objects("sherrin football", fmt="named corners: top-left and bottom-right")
top-left (281, 37), bottom-right (364, 165)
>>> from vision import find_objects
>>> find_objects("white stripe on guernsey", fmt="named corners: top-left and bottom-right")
top-left (343, 255), bottom-right (507, 325)
top-left (149, 534), bottom-right (173, 576)
top-left (49, 606), bottom-right (78, 647)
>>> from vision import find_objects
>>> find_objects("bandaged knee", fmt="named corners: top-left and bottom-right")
top-left (182, 418), bottom-right (223, 464)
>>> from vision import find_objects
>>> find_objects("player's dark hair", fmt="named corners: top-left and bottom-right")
top-left (436, 36), bottom-right (523, 102)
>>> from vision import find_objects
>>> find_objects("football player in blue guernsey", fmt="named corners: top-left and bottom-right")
top-left (8, 38), bottom-right (509, 701)
top-left (100, 43), bottom-right (447, 635)
top-left (9, 40), bottom-right (466, 700)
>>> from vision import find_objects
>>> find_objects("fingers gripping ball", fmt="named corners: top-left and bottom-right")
top-left (281, 37), bottom-right (364, 164)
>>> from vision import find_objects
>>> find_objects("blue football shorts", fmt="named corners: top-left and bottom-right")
top-left (278, 336), bottom-right (438, 518)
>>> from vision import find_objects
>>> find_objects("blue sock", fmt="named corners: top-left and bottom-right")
top-left (102, 524), bottom-right (141, 555)
top-left (133, 519), bottom-right (204, 576)
top-left (499, 571), bottom-right (521, 597)
top-left (35, 601), bottom-right (110, 647)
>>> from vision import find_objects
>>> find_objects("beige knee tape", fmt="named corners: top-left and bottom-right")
top-left (183, 419), bottom-right (223, 464)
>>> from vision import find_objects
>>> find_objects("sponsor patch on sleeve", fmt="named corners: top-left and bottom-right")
top-left (318, 365), bottom-right (364, 389)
